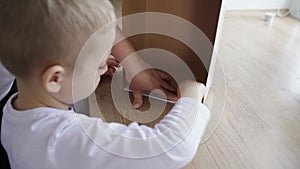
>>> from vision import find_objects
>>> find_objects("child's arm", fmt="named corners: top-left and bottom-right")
top-left (53, 81), bottom-right (210, 169)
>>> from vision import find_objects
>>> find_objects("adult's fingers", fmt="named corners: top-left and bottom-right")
top-left (152, 87), bottom-right (178, 101)
top-left (132, 91), bottom-right (143, 109)
top-left (156, 70), bottom-right (172, 82)
top-left (159, 80), bottom-right (177, 93)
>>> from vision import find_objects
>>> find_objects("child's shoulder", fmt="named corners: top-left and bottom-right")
top-left (3, 94), bottom-right (91, 127)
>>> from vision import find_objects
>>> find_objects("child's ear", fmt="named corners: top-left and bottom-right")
top-left (42, 65), bottom-right (65, 93)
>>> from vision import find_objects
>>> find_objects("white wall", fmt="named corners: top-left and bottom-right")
top-left (205, 0), bottom-right (226, 100)
top-left (226, 0), bottom-right (293, 10)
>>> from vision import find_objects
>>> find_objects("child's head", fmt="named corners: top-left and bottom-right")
top-left (0, 0), bottom-right (116, 105)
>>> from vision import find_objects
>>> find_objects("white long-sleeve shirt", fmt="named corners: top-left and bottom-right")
top-left (1, 94), bottom-right (210, 169)
top-left (0, 63), bottom-right (14, 100)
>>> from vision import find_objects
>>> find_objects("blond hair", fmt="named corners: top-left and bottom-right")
top-left (0, 0), bottom-right (116, 79)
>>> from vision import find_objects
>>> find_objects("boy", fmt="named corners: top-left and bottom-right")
top-left (0, 0), bottom-right (210, 169)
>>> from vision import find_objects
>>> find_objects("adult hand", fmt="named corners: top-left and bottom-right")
top-left (111, 27), bottom-right (177, 108)
top-left (129, 69), bottom-right (178, 109)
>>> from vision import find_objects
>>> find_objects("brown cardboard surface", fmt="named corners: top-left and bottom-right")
top-left (122, 0), bottom-right (222, 84)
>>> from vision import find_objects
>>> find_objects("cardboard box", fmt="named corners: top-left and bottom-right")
top-left (122, 0), bottom-right (223, 88)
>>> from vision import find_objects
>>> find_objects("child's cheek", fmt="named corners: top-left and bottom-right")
top-left (94, 66), bottom-right (107, 89)
top-left (94, 74), bottom-right (101, 89)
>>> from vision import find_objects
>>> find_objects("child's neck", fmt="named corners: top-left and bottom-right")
top-left (13, 80), bottom-right (70, 111)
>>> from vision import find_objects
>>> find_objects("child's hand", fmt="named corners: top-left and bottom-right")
top-left (177, 80), bottom-right (206, 100)
top-left (104, 58), bottom-right (120, 76)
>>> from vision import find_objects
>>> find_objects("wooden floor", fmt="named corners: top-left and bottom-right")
top-left (89, 11), bottom-right (300, 169)
top-left (183, 12), bottom-right (300, 169)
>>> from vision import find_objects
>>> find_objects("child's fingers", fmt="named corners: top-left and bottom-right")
top-left (106, 58), bottom-right (120, 67)
top-left (104, 67), bottom-right (116, 76)
top-left (108, 67), bottom-right (116, 73)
